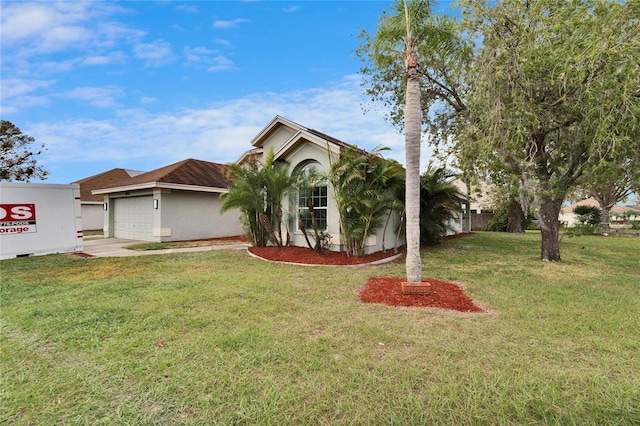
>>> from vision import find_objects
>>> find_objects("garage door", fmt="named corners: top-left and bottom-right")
top-left (113, 196), bottom-right (153, 240)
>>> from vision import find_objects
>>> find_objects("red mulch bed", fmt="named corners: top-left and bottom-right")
top-left (248, 245), bottom-right (403, 265)
top-left (249, 233), bottom-right (482, 312)
top-left (360, 277), bottom-right (483, 312)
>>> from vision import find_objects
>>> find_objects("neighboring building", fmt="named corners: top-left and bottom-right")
top-left (93, 159), bottom-right (243, 242)
top-left (451, 178), bottom-right (495, 231)
top-left (246, 115), bottom-right (405, 254)
top-left (560, 198), bottom-right (640, 227)
top-left (72, 168), bottom-right (145, 230)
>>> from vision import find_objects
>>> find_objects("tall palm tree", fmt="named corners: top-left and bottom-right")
top-left (373, 0), bottom-right (433, 282)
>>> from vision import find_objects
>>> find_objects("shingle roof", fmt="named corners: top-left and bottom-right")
top-left (99, 158), bottom-right (232, 190)
top-left (305, 128), bottom-right (365, 153)
top-left (72, 168), bottom-right (145, 202)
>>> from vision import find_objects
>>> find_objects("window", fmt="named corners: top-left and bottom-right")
top-left (299, 186), bottom-right (327, 230)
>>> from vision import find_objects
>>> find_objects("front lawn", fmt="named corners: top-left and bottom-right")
top-left (2, 232), bottom-right (638, 424)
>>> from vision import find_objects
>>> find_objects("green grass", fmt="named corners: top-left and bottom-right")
top-left (2, 232), bottom-right (639, 425)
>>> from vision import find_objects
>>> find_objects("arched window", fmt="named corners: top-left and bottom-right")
top-left (296, 162), bottom-right (327, 231)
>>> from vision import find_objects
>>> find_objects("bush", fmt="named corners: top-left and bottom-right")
top-left (483, 204), bottom-right (535, 232)
top-left (573, 205), bottom-right (601, 226)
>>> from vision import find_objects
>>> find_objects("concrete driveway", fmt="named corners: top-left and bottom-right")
top-left (81, 238), bottom-right (249, 258)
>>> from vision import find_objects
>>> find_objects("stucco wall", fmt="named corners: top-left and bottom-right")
top-left (261, 127), bottom-right (296, 157)
top-left (158, 190), bottom-right (243, 241)
top-left (81, 203), bottom-right (104, 230)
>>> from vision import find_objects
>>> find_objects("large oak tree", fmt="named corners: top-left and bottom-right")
top-left (460, 0), bottom-right (640, 261)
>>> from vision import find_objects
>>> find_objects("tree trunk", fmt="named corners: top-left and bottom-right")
top-left (537, 196), bottom-right (563, 261)
top-left (601, 206), bottom-right (611, 230)
top-left (404, 46), bottom-right (422, 283)
top-left (465, 182), bottom-right (472, 232)
top-left (259, 212), bottom-right (281, 246)
top-left (506, 197), bottom-right (524, 233)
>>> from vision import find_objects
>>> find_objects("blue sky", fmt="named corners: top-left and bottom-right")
top-left (1, 0), bottom-right (458, 184)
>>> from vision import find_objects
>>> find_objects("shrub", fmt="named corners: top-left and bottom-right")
top-left (573, 205), bottom-right (601, 226)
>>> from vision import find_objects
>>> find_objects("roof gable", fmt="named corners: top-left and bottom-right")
top-left (72, 168), bottom-right (145, 201)
top-left (250, 116), bottom-right (305, 148)
top-left (251, 115), bottom-right (363, 162)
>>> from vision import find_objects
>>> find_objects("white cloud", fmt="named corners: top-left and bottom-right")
top-left (133, 39), bottom-right (175, 66)
top-left (184, 46), bottom-right (219, 63)
top-left (282, 6), bottom-right (301, 13)
top-left (1, 78), bottom-right (55, 99)
top-left (213, 18), bottom-right (249, 29)
top-left (64, 86), bottom-right (123, 108)
top-left (213, 39), bottom-right (233, 48)
top-left (0, 2), bottom-right (128, 56)
top-left (176, 5), bottom-right (199, 14)
top-left (140, 96), bottom-right (157, 104)
top-left (207, 56), bottom-right (236, 72)
top-left (0, 78), bottom-right (55, 114)
top-left (184, 46), bottom-right (236, 72)
top-left (33, 75), bottom-right (437, 182)
top-left (80, 51), bottom-right (126, 66)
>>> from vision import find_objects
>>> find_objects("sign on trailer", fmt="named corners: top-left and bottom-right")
top-left (0, 204), bottom-right (37, 234)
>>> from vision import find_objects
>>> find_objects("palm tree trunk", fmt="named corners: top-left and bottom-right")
top-left (404, 43), bottom-right (422, 283)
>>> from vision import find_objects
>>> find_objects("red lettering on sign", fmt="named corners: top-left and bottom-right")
top-left (0, 204), bottom-right (36, 222)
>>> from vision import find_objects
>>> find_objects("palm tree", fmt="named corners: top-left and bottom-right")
top-left (262, 149), bottom-right (298, 246)
top-left (420, 166), bottom-right (464, 244)
top-left (221, 148), bottom-right (298, 247)
top-left (373, 0), bottom-right (433, 282)
top-left (329, 146), bottom-right (405, 257)
top-left (220, 160), bottom-right (268, 247)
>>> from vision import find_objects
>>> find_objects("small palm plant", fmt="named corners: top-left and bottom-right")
top-left (420, 166), bottom-right (465, 244)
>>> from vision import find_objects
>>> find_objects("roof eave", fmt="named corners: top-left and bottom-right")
top-left (93, 182), bottom-right (229, 195)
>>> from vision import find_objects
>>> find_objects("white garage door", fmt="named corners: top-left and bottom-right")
top-left (113, 196), bottom-right (153, 240)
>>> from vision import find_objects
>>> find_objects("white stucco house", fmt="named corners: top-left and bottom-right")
top-left (451, 178), bottom-right (495, 231)
top-left (243, 115), bottom-right (405, 254)
top-left (84, 116), bottom-right (422, 252)
top-left (559, 198), bottom-right (640, 227)
top-left (93, 159), bottom-right (243, 242)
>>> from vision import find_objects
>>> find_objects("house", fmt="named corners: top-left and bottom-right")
top-left (560, 198), bottom-right (640, 227)
top-left (93, 159), bottom-right (243, 241)
top-left (245, 115), bottom-right (405, 254)
top-left (72, 168), bottom-right (145, 230)
top-left (451, 178), bottom-right (495, 231)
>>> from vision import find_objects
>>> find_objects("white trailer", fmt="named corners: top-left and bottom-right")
top-left (0, 183), bottom-right (83, 260)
